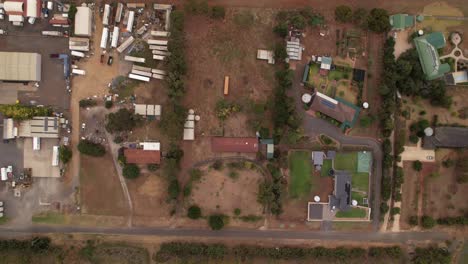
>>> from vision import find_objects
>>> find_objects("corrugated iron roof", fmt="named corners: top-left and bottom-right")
top-left (124, 149), bottom-right (161, 164)
top-left (211, 137), bottom-right (259, 153)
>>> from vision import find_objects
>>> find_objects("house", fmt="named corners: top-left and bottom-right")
top-left (413, 32), bottom-right (450, 80)
top-left (309, 92), bottom-right (360, 129)
top-left (124, 148), bottom-right (161, 164)
top-left (211, 137), bottom-right (259, 153)
top-left (329, 171), bottom-right (352, 211)
top-left (445, 70), bottom-right (468, 85)
top-left (423, 127), bottom-right (468, 149)
top-left (389, 14), bottom-right (414, 30)
top-left (312, 151), bottom-right (325, 170)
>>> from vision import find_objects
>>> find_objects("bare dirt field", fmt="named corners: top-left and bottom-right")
top-left (80, 154), bottom-right (128, 216)
top-left (188, 165), bottom-right (265, 218)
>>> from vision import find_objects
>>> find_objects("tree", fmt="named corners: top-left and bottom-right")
top-left (359, 115), bottom-right (373, 128)
top-left (68, 4), bottom-right (78, 21)
top-left (123, 164), bottom-right (140, 179)
top-left (335, 5), bottom-right (352, 23)
top-left (412, 247), bottom-right (451, 264)
top-left (210, 6), bottom-right (225, 19)
top-left (79, 99), bottom-right (97, 108)
top-left (366, 8), bottom-right (390, 33)
top-left (160, 103), bottom-right (187, 140)
top-left (413, 160), bottom-right (422, 172)
top-left (212, 160), bottom-right (223, 170)
top-left (208, 214), bottom-right (226, 230)
top-left (273, 22), bottom-right (288, 38)
top-left (59, 146), bottom-right (72, 164)
top-left (77, 140), bottom-right (106, 157)
top-left (106, 108), bottom-right (141, 133)
top-left (234, 208), bottom-right (241, 216)
top-left (105, 100), bottom-right (113, 109)
top-left (30, 237), bottom-right (51, 253)
top-left (421, 215), bottom-right (436, 228)
top-left (0, 105), bottom-right (51, 120)
top-left (290, 14), bottom-right (306, 29)
top-left (274, 43), bottom-right (288, 62)
top-left (168, 180), bottom-right (180, 199)
top-left (187, 205), bottom-right (202, 219)
top-left (352, 8), bottom-right (368, 26)
top-left (409, 216), bottom-right (418, 226)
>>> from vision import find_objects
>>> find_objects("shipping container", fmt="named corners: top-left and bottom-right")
top-left (152, 73), bottom-right (165, 80)
top-left (132, 65), bottom-right (152, 73)
top-left (116, 36), bottom-right (134, 53)
top-left (152, 55), bottom-right (165, 61)
top-left (127, 3), bottom-right (145, 8)
top-left (149, 45), bottom-right (168, 51)
top-left (128, 73), bottom-right (150, 82)
top-left (151, 69), bottom-right (167, 75)
top-left (150, 30), bottom-right (170, 37)
top-left (103, 4), bottom-right (111, 26)
top-left (52, 146), bottom-right (59, 166)
top-left (147, 39), bottom-right (168, 45)
top-left (0, 168), bottom-right (6, 181)
top-left (126, 11), bottom-right (135, 32)
top-left (100, 27), bottom-right (109, 49)
top-left (131, 69), bottom-right (153, 77)
top-left (152, 50), bottom-right (170, 56)
top-left (124, 55), bottom-right (145, 63)
top-left (111, 26), bottom-right (119, 48)
top-left (42, 30), bottom-right (63, 36)
top-left (33, 137), bottom-right (40, 150)
top-left (72, 69), bottom-right (86, 75)
top-left (71, 51), bottom-right (85, 58)
top-left (115, 3), bottom-right (124, 23)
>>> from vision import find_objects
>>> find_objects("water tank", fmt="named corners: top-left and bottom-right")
top-left (314, 196), bottom-right (320, 202)
top-left (424, 127), bottom-right (434, 137)
top-left (363, 102), bottom-right (369, 109)
top-left (302, 93), bottom-right (312, 104)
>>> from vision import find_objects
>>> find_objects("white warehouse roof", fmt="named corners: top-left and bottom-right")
top-left (140, 142), bottom-right (160, 151)
top-left (0, 52), bottom-right (41, 82)
top-left (4, 1), bottom-right (23, 13)
top-left (134, 104), bottom-right (161, 116)
top-left (74, 6), bottom-right (92, 36)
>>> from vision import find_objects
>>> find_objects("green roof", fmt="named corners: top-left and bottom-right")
top-left (414, 32), bottom-right (450, 80)
top-left (390, 14), bottom-right (415, 30)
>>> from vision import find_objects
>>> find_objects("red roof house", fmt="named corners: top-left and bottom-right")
top-left (211, 137), bottom-right (259, 153)
top-left (124, 149), bottom-right (161, 164)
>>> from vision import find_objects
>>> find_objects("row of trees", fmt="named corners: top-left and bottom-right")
top-left (273, 8), bottom-right (325, 37)
top-left (153, 242), bottom-right (406, 262)
top-left (77, 140), bottom-right (106, 157)
top-left (410, 214), bottom-right (468, 228)
top-left (334, 6), bottom-right (391, 33)
top-left (0, 237), bottom-right (51, 253)
top-left (0, 105), bottom-right (52, 120)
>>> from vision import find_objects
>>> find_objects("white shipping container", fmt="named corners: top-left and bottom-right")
top-left (103, 4), bottom-right (111, 26)
top-left (147, 39), bottom-right (168, 45)
top-left (124, 55), bottom-right (145, 63)
top-left (111, 26), bottom-right (119, 48)
top-left (149, 45), bottom-right (168, 51)
top-left (72, 69), bottom-right (86, 75)
top-left (151, 69), bottom-right (167, 75)
top-left (33, 137), bottom-right (41, 150)
top-left (131, 69), bottom-right (153, 77)
top-left (0, 168), bottom-right (6, 181)
top-left (132, 65), bottom-right (152, 72)
top-left (115, 3), bottom-right (124, 23)
top-left (128, 73), bottom-right (150, 82)
top-left (71, 50), bottom-right (85, 57)
top-left (116, 36), bottom-right (134, 53)
top-left (152, 50), bottom-right (170, 56)
top-left (126, 11), bottom-right (135, 32)
top-left (42, 31), bottom-right (63, 36)
top-left (100, 27), bottom-right (109, 49)
top-left (152, 73), bottom-right (165, 80)
top-left (153, 55), bottom-right (165, 61)
top-left (150, 30), bottom-right (170, 37)
top-left (52, 146), bottom-right (59, 166)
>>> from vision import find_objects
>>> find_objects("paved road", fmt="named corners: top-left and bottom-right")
top-left (291, 67), bottom-right (382, 231)
top-left (0, 226), bottom-right (450, 243)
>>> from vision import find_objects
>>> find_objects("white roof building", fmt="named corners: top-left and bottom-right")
top-left (140, 142), bottom-right (160, 151)
top-left (74, 5), bottom-right (92, 37)
top-left (286, 38), bottom-right (302, 61)
top-left (0, 52), bottom-right (41, 82)
top-left (17, 116), bottom-right (60, 138)
top-left (134, 104), bottom-right (161, 117)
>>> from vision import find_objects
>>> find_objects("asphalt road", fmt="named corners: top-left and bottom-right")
top-left (0, 226), bottom-right (451, 243)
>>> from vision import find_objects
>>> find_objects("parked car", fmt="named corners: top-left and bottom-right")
top-left (107, 56), bottom-right (113, 65)
top-left (50, 53), bottom-right (59, 58)
top-left (100, 54), bottom-right (105, 63)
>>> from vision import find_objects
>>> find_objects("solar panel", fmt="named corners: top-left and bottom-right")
top-left (321, 99), bottom-right (336, 109)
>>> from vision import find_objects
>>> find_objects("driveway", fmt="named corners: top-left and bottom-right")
top-left (398, 139), bottom-right (435, 167)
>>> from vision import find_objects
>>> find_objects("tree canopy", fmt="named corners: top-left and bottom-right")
top-left (123, 164), bottom-right (140, 179)
top-left (366, 8), bottom-right (390, 33)
top-left (335, 5), bottom-right (353, 23)
top-left (77, 140), bottom-right (106, 157)
top-left (106, 108), bottom-right (142, 133)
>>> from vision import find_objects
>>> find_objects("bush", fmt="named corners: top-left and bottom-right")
top-left (212, 160), bottom-right (223, 170)
top-left (59, 146), bottom-right (72, 164)
top-left (211, 6), bottom-right (225, 19)
top-left (148, 164), bottom-right (159, 172)
top-left (187, 205), bottom-right (202, 219)
top-left (105, 100), bottom-right (113, 109)
top-left (189, 168), bottom-right (203, 181)
top-left (390, 207), bottom-right (400, 216)
top-left (123, 164), bottom-right (140, 179)
top-left (421, 215), bottom-right (436, 229)
top-left (79, 99), bottom-right (97, 108)
top-left (413, 160), bottom-right (422, 172)
top-left (335, 5), bottom-right (352, 23)
top-left (208, 214), bottom-right (226, 230)
top-left (273, 22), bottom-right (288, 38)
top-left (77, 140), bottom-right (106, 157)
top-left (228, 170), bottom-right (239, 180)
top-left (409, 215), bottom-right (418, 226)
top-left (234, 208), bottom-right (241, 216)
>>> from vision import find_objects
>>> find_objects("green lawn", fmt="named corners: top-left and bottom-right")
top-left (0, 217), bottom-right (9, 225)
top-left (321, 159), bottom-right (333, 177)
top-left (334, 152), bottom-right (358, 171)
top-left (288, 151), bottom-right (313, 198)
top-left (351, 191), bottom-right (367, 206)
top-left (352, 172), bottom-right (369, 193)
top-left (335, 207), bottom-right (367, 218)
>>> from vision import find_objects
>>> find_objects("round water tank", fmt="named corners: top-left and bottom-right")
top-left (352, 200), bottom-right (358, 206)
top-left (424, 127), bottom-right (434, 137)
top-left (195, 115), bottom-right (200, 121)
top-left (363, 102), bottom-right (369, 109)
top-left (418, 30), bottom-right (424, 36)
top-left (314, 196), bottom-right (320, 202)
top-left (302, 93), bottom-right (312, 104)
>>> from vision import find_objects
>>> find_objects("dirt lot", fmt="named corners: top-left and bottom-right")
top-left (80, 153), bottom-right (129, 216)
top-left (188, 165), bottom-right (264, 217)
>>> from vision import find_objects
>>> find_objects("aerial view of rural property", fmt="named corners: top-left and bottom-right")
top-left (0, 0), bottom-right (467, 263)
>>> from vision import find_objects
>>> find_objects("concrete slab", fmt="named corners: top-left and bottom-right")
top-left (23, 138), bottom-right (60, 178)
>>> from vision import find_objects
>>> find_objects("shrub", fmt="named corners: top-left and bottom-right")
top-left (208, 214), bottom-right (226, 230)
top-left (105, 100), bottom-right (113, 109)
top-left (228, 170), bottom-right (239, 180)
top-left (413, 160), bottom-right (422, 172)
top-left (0, 105), bottom-right (52, 120)
top-left (59, 146), bottom-right (72, 164)
top-left (168, 180), bottom-right (180, 199)
top-left (412, 247), bottom-right (451, 264)
top-left (335, 5), bottom-right (352, 23)
top-left (390, 207), bottom-right (400, 215)
top-left (273, 22), bottom-right (288, 38)
top-left (212, 160), bottom-right (223, 170)
top-left (211, 6), bottom-right (225, 19)
top-left (187, 205), bottom-right (202, 219)
top-left (77, 140), bottom-right (106, 157)
top-left (421, 215), bottom-right (436, 229)
top-left (409, 216), bottom-right (418, 226)
top-left (79, 99), bottom-right (97, 108)
top-left (148, 164), bottom-right (159, 171)
top-left (189, 168), bottom-right (203, 181)
top-left (234, 208), bottom-right (241, 216)
top-left (123, 164), bottom-right (140, 179)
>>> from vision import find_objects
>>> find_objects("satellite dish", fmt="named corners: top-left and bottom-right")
top-left (352, 200), bottom-right (358, 206)
top-left (363, 102), bottom-right (369, 109)
top-left (418, 29), bottom-right (424, 36)
top-left (314, 196), bottom-right (320, 202)
top-left (302, 93), bottom-right (312, 104)
top-left (188, 109), bottom-right (195, 114)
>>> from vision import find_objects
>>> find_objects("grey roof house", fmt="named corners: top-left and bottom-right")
top-left (329, 171), bottom-right (351, 211)
top-left (312, 151), bottom-right (325, 170)
top-left (423, 127), bottom-right (468, 149)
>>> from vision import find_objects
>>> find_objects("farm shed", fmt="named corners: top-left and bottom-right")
top-left (74, 5), bottom-right (92, 37)
top-left (286, 38), bottom-right (302, 61)
top-left (134, 104), bottom-right (161, 118)
top-left (389, 14), bottom-right (414, 31)
top-left (140, 142), bottom-right (160, 151)
top-left (0, 52), bottom-right (41, 82)
top-left (211, 137), bottom-right (259, 153)
top-left (423, 127), bottom-right (468, 149)
top-left (260, 138), bottom-right (274, 159)
top-left (17, 117), bottom-right (59, 138)
top-left (124, 149), bottom-right (161, 164)
top-left (257, 49), bottom-right (274, 64)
